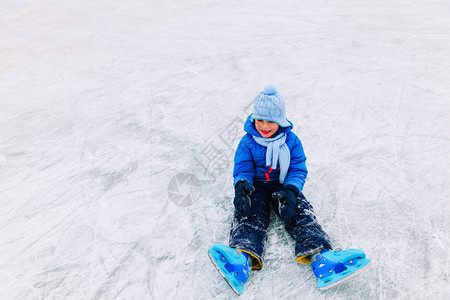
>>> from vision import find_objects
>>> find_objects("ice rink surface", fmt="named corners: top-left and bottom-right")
top-left (1, 0), bottom-right (449, 299)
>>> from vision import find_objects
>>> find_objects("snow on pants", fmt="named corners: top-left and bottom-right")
top-left (229, 180), bottom-right (333, 270)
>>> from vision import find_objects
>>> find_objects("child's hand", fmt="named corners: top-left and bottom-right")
top-left (272, 185), bottom-right (298, 225)
top-left (234, 180), bottom-right (255, 217)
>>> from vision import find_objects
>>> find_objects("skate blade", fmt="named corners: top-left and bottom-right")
top-left (319, 260), bottom-right (372, 291)
top-left (208, 250), bottom-right (242, 296)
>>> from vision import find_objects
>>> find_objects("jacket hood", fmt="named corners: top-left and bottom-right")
top-left (244, 114), bottom-right (293, 138)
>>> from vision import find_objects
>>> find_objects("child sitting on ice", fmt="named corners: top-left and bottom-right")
top-left (208, 85), bottom-right (371, 295)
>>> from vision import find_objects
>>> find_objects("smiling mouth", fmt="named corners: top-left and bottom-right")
top-left (261, 130), bottom-right (271, 135)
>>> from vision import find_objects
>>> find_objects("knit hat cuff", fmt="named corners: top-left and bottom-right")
top-left (250, 113), bottom-right (291, 127)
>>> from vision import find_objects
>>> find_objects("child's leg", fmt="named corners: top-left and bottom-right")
top-left (272, 193), bottom-right (333, 263)
top-left (229, 182), bottom-right (271, 270)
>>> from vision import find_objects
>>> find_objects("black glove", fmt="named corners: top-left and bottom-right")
top-left (234, 180), bottom-right (255, 217)
top-left (272, 185), bottom-right (298, 225)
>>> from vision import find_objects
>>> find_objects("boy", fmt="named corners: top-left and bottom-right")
top-left (208, 85), bottom-right (371, 295)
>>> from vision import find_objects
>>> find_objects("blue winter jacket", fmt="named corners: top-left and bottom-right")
top-left (233, 115), bottom-right (308, 195)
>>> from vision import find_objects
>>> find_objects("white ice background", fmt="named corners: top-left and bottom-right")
top-left (1, 0), bottom-right (449, 299)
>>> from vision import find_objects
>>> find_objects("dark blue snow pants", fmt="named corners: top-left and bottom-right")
top-left (229, 181), bottom-right (332, 269)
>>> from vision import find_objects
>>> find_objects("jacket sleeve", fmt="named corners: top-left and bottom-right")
top-left (233, 136), bottom-right (255, 186)
top-left (283, 134), bottom-right (308, 195)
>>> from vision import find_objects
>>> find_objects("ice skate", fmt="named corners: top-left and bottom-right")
top-left (208, 243), bottom-right (251, 295)
top-left (311, 249), bottom-right (371, 290)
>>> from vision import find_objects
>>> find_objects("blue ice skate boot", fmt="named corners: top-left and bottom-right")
top-left (208, 243), bottom-right (251, 295)
top-left (311, 248), bottom-right (371, 290)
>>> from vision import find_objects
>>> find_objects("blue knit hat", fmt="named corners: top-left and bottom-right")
top-left (250, 85), bottom-right (290, 127)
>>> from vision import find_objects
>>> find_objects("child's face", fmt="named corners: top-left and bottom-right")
top-left (255, 119), bottom-right (279, 138)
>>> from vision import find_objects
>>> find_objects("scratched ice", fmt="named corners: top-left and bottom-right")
top-left (1, 0), bottom-right (449, 299)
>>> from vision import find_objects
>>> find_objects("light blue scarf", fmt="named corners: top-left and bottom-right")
top-left (252, 133), bottom-right (290, 183)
